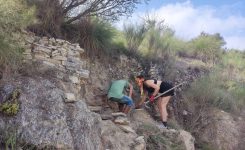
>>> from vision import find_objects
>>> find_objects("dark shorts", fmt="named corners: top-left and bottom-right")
top-left (159, 81), bottom-right (174, 97)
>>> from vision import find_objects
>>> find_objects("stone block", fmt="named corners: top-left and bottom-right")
top-left (111, 112), bottom-right (127, 117)
top-left (47, 59), bottom-right (61, 65)
top-left (42, 61), bottom-right (56, 67)
top-left (53, 56), bottom-right (67, 61)
top-left (118, 125), bottom-right (135, 133)
top-left (64, 93), bottom-right (77, 103)
top-left (76, 69), bottom-right (89, 78)
top-left (34, 47), bottom-right (51, 54)
top-left (114, 116), bottom-right (130, 125)
top-left (69, 76), bottom-right (79, 84)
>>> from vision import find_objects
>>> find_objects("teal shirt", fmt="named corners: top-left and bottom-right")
top-left (108, 80), bottom-right (129, 99)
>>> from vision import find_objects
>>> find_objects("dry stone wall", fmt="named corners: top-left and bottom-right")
top-left (23, 35), bottom-right (89, 79)
top-left (22, 34), bottom-right (91, 103)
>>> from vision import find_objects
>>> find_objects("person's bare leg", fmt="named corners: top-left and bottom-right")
top-left (123, 106), bottom-right (131, 114)
top-left (118, 103), bottom-right (124, 112)
top-left (158, 96), bottom-right (171, 122)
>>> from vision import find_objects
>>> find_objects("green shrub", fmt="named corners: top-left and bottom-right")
top-left (0, 89), bottom-right (20, 116)
top-left (62, 18), bottom-right (115, 58)
top-left (136, 123), bottom-right (160, 136)
top-left (5, 130), bottom-right (17, 150)
top-left (0, 0), bottom-right (35, 69)
top-left (184, 74), bottom-right (236, 113)
top-left (123, 23), bottom-right (147, 52)
top-left (188, 32), bottom-right (225, 64)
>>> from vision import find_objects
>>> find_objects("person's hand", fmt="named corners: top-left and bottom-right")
top-left (149, 95), bottom-right (155, 103)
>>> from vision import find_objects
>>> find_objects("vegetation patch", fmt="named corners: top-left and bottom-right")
top-left (136, 123), bottom-right (160, 137)
top-left (0, 89), bottom-right (20, 116)
top-left (147, 133), bottom-right (185, 150)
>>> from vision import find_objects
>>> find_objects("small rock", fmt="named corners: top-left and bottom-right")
top-left (118, 125), bottom-right (135, 133)
top-left (111, 112), bottom-right (127, 117)
top-left (100, 114), bottom-right (113, 120)
top-left (134, 136), bottom-right (145, 144)
top-left (64, 93), bottom-right (77, 103)
top-left (69, 76), bottom-right (79, 84)
top-left (88, 106), bottom-right (102, 112)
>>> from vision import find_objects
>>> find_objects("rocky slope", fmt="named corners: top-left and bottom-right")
top-left (0, 33), bottom-right (243, 150)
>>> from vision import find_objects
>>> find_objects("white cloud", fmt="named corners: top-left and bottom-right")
top-left (115, 1), bottom-right (245, 50)
top-left (225, 36), bottom-right (245, 50)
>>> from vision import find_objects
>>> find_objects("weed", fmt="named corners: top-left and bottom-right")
top-left (0, 89), bottom-right (20, 116)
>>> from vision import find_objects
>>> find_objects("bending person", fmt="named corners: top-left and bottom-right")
top-left (135, 75), bottom-right (174, 128)
top-left (108, 80), bottom-right (134, 114)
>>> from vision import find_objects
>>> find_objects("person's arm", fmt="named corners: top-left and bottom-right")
top-left (128, 83), bottom-right (133, 98)
top-left (144, 80), bottom-right (160, 96)
top-left (137, 89), bottom-right (147, 107)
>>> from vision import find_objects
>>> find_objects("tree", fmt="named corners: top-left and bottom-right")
top-left (28, 0), bottom-right (148, 37)
top-left (32, 0), bottom-right (148, 24)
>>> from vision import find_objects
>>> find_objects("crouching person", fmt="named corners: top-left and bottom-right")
top-left (108, 80), bottom-right (134, 114)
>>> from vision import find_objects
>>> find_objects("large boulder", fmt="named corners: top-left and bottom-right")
top-left (201, 109), bottom-right (242, 150)
top-left (0, 76), bottom-right (102, 150)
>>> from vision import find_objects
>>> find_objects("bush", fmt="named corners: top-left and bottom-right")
top-left (62, 18), bottom-right (116, 58)
top-left (0, 0), bottom-right (35, 69)
top-left (182, 67), bottom-right (245, 134)
top-left (27, 0), bottom-right (63, 37)
top-left (0, 103), bottom-right (19, 116)
top-left (0, 89), bottom-right (20, 116)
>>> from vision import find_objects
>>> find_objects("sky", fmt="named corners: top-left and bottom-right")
top-left (115, 0), bottom-right (245, 50)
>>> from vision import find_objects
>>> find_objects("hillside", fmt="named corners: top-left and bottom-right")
top-left (0, 33), bottom-right (244, 150)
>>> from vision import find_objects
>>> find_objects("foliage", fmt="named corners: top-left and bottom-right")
top-left (27, 0), bottom-right (63, 37)
top-left (189, 32), bottom-right (226, 64)
top-left (123, 23), bottom-right (147, 52)
top-left (0, 89), bottom-right (20, 116)
top-left (140, 18), bottom-right (174, 58)
top-left (147, 133), bottom-right (185, 150)
top-left (136, 123), bottom-right (160, 136)
top-left (183, 65), bottom-right (245, 134)
top-left (5, 131), bottom-right (17, 150)
top-left (58, 0), bottom-right (149, 24)
top-left (218, 50), bottom-right (245, 111)
top-left (62, 18), bottom-right (116, 58)
top-left (0, 127), bottom-right (17, 150)
top-left (123, 17), bottom-right (181, 59)
top-left (0, 0), bottom-right (35, 69)
top-left (0, 103), bottom-right (19, 116)
top-left (28, 0), bottom-right (148, 37)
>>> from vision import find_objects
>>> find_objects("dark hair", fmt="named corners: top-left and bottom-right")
top-left (0, 71), bottom-right (2, 80)
top-left (136, 74), bottom-right (144, 79)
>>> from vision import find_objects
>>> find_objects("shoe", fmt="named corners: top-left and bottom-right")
top-left (157, 123), bottom-right (168, 129)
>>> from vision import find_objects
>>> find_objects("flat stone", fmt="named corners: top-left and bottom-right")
top-left (111, 112), bottom-right (127, 117)
top-left (88, 106), bottom-right (102, 112)
top-left (76, 69), bottom-right (89, 78)
top-left (114, 116), bottom-right (130, 125)
top-left (42, 61), bottom-right (55, 67)
top-left (53, 56), bottom-right (67, 61)
top-left (34, 47), bottom-right (51, 54)
top-left (34, 55), bottom-right (48, 60)
top-left (25, 49), bottom-right (32, 53)
top-left (134, 136), bottom-right (145, 144)
top-left (69, 76), bottom-right (79, 84)
top-left (118, 125), bottom-right (135, 133)
top-left (64, 93), bottom-right (77, 103)
top-left (47, 59), bottom-right (61, 65)
top-left (100, 114), bottom-right (113, 120)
